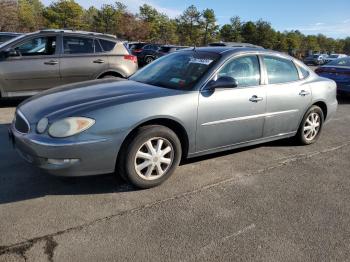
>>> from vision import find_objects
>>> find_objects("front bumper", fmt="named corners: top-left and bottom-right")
top-left (9, 123), bottom-right (120, 177)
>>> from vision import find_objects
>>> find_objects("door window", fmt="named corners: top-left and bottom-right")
top-left (15, 36), bottom-right (56, 56)
top-left (263, 56), bottom-right (299, 84)
top-left (63, 37), bottom-right (94, 54)
top-left (217, 55), bottom-right (260, 87)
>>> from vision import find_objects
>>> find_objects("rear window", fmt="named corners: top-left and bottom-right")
top-left (159, 46), bottom-right (171, 52)
top-left (129, 43), bottom-right (145, 50)
top-left (99, 39), bottom-right (116, 52)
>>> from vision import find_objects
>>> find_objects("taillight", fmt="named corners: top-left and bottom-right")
top-left (124, 55), bottom-right (137, 63)
top-left (133, 49), bottom-right (142, 53)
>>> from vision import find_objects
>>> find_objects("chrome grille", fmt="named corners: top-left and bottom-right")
top-left (14, 111), bottom-right (30, 134)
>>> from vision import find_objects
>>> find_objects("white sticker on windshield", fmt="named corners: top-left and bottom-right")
top-left (189, 57), bottom-right (213, 65)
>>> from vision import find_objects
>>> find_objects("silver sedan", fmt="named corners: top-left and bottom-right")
top-left (9, 47), bottom-right (338, 188)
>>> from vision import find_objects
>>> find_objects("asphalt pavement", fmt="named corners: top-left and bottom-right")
top-left (0, 97), bottom-right (349, 261)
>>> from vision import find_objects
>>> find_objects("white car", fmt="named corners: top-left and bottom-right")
top-left (325, 54), bottom-right (347, 63)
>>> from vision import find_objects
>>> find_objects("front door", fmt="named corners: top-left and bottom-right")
top-left (0, 35), bottom-right (60, 96)
top-left (196, 55), bottom-right (266, 152)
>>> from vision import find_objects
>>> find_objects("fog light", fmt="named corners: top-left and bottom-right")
top-left (47, 158), bottom-right (79, 166)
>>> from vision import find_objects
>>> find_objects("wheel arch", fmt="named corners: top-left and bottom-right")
top-left (97, 70), bottom-right (125, 79)
top-left (116, 117), bottom-right (190, 168)
top-left (312, 100), bottom-right (328, 120)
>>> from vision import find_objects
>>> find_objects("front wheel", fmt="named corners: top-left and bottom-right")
top-left (296, 105), bottom-right (324, 145)
top-left (118, 125), bottom-right (182, 188)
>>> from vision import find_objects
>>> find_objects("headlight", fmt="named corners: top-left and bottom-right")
top-left (37, 118), bottom-right (49, 134)
top-left (48, 117), bottom-right (95, 138)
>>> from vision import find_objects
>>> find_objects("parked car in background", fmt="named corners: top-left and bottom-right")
top-left (315, 57), bottom-right (350, 96)
top-left (128, 42), bottom-right (147, 54)
top-left (155, 45), bottom-right (189, 58)
top-left (133, 44), bottom-right (161, 65)
top-left (10, 47), bottom-right (337, 188)
top-left (304, 54), bottom-right (328, 65)
top-left (209, 42), bottom-right (263, 49)
top-left (0, 32), bottom-right (22, 44)
top-left (0, 29), bottom-right (137, 98)
top-left (324, 54), bottom-right (347, 63)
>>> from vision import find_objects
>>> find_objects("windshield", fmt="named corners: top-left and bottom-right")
top-left (327, 57), bottom-right (350, 67)
top-left (313, 55), bottom-right (320, 58)
top-left (130, 51), bottom-right (221, 90)
top-left (329, 55), bottom-right (339, 58)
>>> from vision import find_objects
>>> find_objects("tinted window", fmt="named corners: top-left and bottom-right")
top-left (63, 37), bottom-right (94, 54)
top-left (15, 36), bottom-right (56, 56)
top-left (130, 51), bottom-right (220, 90)
top-left (328, 57), bottom-right (350, 67)
top-left (218, 56), bottom-right (260, 87)
top-left (99, 39), bottom-right (116, 52)
top-left (129, 43), bottom-right (146, 50)
top-left (264, 56), bottom-right (299, 84)
top-left (0, 35), bottom-right (15, 43)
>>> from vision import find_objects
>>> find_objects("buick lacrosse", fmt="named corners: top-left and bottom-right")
top-left (9, 47), bottom-right (338, 188)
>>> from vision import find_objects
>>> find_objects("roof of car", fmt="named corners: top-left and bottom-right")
top-left (0, 32), bottom-right (22, 36)
top-left (185, 46), bottom-right (265, 54)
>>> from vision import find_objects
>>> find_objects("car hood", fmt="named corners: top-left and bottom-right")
top-left (18, 78), bottom-right (182, 122)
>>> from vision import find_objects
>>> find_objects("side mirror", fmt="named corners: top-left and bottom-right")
top-left (207, 76), bottom-right (238, 90)
top-left (1, 48), bottom-right (19, 58)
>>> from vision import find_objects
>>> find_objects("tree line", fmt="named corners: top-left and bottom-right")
top-left (1, 0), bottom-right (350, 57)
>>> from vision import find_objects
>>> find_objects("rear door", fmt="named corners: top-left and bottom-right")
top-left (262, 55), bottom-right (312, 137)
top-left (0, 34), bottom-right (60, 95)
top-left (59, 35), bottom-right (109, 85)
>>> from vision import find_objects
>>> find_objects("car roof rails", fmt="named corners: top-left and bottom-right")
top-left (39, 29), bottom-right (117, 39)
top-left (208, 42), bottom-right (264, 49)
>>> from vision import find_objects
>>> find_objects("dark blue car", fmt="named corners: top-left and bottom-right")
top-left (315, 57), bottom-right (350, 96)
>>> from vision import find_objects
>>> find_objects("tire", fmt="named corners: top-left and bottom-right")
top-left (296, 105), bottom-right (324, 145)
top-left (117, 125), bottom-right (182, 189)
top-left (144, 56), bottom-right (155, 65)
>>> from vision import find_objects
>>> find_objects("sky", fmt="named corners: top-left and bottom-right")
top-left (42, 0), bottom-right (350, 39)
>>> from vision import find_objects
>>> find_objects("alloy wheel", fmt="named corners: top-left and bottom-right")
top-left (303, 112), bottom-right (321, 141)
top-left (134, 137), bottom-right (174, 180)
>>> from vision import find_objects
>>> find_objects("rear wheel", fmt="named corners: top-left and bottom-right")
top-left (296, 105), bottom-right (324, 145)
top-left (144, 56), bottom-right (155, 65)
top-left (117, 125), bottom-right (182, 188)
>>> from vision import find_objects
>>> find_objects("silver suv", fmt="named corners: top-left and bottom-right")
top-left (0, 30), bottom-right (138, 98)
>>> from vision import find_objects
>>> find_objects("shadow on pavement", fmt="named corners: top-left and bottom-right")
top-left (0, 123), bottom-right (135, 205)
top-left (0, 97), bottom-right (26, 108)
top-left (338, 96), bottom-right (350, 105)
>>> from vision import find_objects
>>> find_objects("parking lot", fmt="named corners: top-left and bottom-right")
top-left (0, 95), bottom-right (349, 261)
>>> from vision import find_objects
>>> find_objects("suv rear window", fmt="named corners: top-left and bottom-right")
top-left (99, 39), bottom-right (116, 52)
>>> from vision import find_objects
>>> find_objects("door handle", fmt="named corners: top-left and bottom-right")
top-left (249, 95), bottom-right (264, 103)
top-left (93, 59), bottom-right (105, 64)
top-left (44, 60), bottom-right (58, 65)
top-left (299, 90), bottom-right (310, 96)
